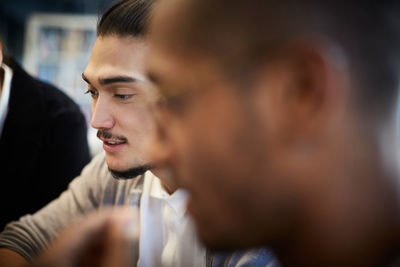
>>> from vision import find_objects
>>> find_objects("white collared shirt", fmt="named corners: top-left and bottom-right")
top-left (139, 171), bottom-right (206, 267)
top-left (0, 62), bottom-right (13, 137)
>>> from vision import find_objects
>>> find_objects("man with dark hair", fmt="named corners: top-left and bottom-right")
top-left (147, 0), bottom-right (400, 266)
top-left (0, 38), bottom-right (90, 230)
top-left (0, 0), bottom-right (275, 266)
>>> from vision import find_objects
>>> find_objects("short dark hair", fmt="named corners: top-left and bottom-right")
top-left (172, 0), bottom-right (400, 122)
top-left (97, 0), bottom-right (156, 38)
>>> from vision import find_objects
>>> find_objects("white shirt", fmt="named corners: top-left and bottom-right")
top-left (139, 171), bottom-right (206, 267)
top-left (0, 62), bottom-right (13, 137)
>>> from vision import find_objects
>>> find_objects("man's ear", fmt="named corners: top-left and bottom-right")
top-left (251, 41), bottom-right (346, 146)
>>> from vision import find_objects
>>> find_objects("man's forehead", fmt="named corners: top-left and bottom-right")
top-left (93, 35), bottom-right (147, 51)
top-left (149, 0), bottom-right (192, 51)
top-left (149, 0), bottom-right (222, 79)
top-left (83, 36), bottom-right (150, 84)
top-left (148, 0), bottom-right (233, 97)
top-left (148, 48), bottom-right (197, 90)
top-left (88, 36), bottom-right (148, 68)
top-left (151, 0), bottom-right (186, 29)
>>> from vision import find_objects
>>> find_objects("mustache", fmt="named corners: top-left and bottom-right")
top-left (97, 130), bottom-right (128, 142)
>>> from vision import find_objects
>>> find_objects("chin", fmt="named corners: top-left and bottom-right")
top-left (191, 213), bottom-right (236, 250)
top-left (200, 227), bottom-right (266, 251)
top-left (193, 207), bottom-right (263, 251)
top-left (105, 156), bottom-right (127, 170)
top-left (106, 160), bottom-right (123, 171)
top-left (198, 227), bottom-right (240, 251)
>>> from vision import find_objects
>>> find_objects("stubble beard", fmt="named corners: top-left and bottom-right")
top-left (108, 164), bottom-right (154, 179)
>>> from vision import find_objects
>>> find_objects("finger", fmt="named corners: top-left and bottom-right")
top-left (35, 207), bottom-right (140, 267)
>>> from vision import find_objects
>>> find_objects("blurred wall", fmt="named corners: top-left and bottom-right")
top-left (0, 0), bottom-right (114, 156)
top-left (0, 0), bottom-right (113, 63)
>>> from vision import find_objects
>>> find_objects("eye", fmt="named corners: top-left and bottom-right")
top-left (114, 94), bottom-right (135, 100)
top-left (85, 88), bottom-right (99, 99)
top-left (161, 89), bottom-right (190, 115)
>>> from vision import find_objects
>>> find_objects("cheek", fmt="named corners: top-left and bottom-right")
top-left (178, 138), bottom-right (263, 248)
top-left (91, 100), bottom-right (96, 114)
top-left (120, 106), bottom-right (156, 132)
top-left (174, 92), bottom-right (248, 188)
top-left (172, 111), bottom-right (254, 228)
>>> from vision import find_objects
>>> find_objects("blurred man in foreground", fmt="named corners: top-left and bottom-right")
top-left (148, 0), bottom-right (400, 266)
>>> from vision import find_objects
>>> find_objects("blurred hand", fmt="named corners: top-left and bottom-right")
top-left (33, 207), bottom-right (139, 267)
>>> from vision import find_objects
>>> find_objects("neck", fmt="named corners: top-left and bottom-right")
top-left (276, 128), bottom-right (400, 267)
top-left (278, 182), bottom-right (400, 267)
top-left (152, 168), bottom-right (178, 194)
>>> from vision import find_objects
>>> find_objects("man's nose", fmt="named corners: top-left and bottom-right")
top-left (90, 98), bottom-right (115, 129)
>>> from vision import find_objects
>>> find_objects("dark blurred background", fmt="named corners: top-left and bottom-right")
top-left (0, 0), bottom-right (113, 62)
top-left (0, 0), bottom-right (115, 155)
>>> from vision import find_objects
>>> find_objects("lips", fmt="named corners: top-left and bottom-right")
top-left (99, 137), bottom-right (127, 153)
top-left (99, 135), bottom-right (127, 145)
top-left (97, 130), bottom-right (128, 153)
top-left (103, 139), bottom-right (126, 145)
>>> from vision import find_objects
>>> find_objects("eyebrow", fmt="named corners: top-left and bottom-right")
top-left (82, 73), bottom-right (136, 86)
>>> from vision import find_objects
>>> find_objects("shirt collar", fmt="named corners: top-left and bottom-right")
top-left (0, 62), bottom-right (13, 136)
top-left (146, 171), bottom-right (189, 218)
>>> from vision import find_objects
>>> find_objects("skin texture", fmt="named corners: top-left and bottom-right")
top-left (147, 0), bottom-right (400, 266)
